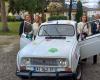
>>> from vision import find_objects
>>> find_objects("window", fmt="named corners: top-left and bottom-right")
top-left (39, 24), bottom-right (75, 36)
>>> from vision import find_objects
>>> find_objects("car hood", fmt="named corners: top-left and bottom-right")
top-left (19, 38), bottom-right (76, 58)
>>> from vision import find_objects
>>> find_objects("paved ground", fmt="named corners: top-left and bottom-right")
top-left (0, 35), bottom-right (100, 80)
top-left (0, 36), bottom-right (20, 80)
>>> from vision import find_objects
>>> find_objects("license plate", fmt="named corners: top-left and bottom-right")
top-left (33, 67), bottom-right (57, 72)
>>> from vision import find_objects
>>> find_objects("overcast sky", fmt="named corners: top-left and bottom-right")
top-left (83, 0), bottom-right (100, 8)
top-left (65, 0), bottom-right (100, 8)
top-left (88, 0), bottom-right (100, 2)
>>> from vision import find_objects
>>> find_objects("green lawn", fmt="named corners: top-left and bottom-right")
top-left (0, 22), bottom-right (20, 35)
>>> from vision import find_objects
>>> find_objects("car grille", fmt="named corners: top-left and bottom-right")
top-left (30, 58), bottom-right (59, 66)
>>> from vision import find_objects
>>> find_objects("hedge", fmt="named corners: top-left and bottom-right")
top-left (0, 16), bottom-right (23, 22)
top-left (48, 16), bottom-right (67, 21)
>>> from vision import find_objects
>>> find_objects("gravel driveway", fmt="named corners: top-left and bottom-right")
top-left (0, 35), bottom-right (100, 80)
top-left (0, 36), bottom-right (20, 80)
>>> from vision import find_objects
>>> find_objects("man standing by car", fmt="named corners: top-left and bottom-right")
top-left (91, 14), bottom-right (100, 34)
top-left (91, 14), bottom-right (100, 64)
top-left (19, 14), bottom-right (32, 36)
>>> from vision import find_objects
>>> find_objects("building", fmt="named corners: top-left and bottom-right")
top-left (64, 0), bottom-right (100, 20)
top-left (44, 0), bottom-right (100, 21)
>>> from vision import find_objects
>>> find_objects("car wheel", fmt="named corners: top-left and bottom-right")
top-left (21, 79), bottom-right (27, 80)
top-left (76, 64), bottom-right (82, 80)
top-left (73, 77), bottom-right (77, 80)
top-left (20, 77), bottom-right (30, 80)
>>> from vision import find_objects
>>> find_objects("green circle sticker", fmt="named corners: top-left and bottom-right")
top-left (48, 48), bottom-right (58, 53)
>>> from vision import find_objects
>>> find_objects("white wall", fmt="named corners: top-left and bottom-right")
top-left (87, 11), bottom-right (100, 17)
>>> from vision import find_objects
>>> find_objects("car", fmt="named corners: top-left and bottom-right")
top-left (16, 20), bottom-right (100, 80)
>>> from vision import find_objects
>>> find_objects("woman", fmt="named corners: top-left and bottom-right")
top-left (32, 15), bottom-right (41, 39)
top-left (77, 15), bottom-right (90, 62)
top-left (19, 14), bottom-right (32, 36)
top-left (77, 15), bottom-right (91, 41)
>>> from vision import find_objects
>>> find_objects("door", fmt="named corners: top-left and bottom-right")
top-left (20, 21), bottom-right (33, 49)
top-left (79, 20), bottom-right (100, 59)
top-left (20, 33), bottom-right (32, 49)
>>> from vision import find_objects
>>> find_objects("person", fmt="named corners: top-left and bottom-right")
top-left (91, 14), bottom-right (100, 64)
top-left (77, 15), bottom-right (91, 62)
top-left (19, 14), bottom-right (32, 36)
top-left (91, 14), bottom-right (100, 34)
top-left (32, 15), bottom-right (41, 39)
top-left (77, 15), bottom-right (90, 41)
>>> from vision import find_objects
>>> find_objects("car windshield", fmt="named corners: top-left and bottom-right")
top-left (39, 24), bottom-right (75, 36)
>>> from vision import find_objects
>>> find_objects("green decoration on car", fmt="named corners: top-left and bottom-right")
top-left (48, 48), bottom-right (58, 53)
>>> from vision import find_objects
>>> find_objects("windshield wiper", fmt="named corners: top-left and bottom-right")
top-left (43, 29), bottom-right (51, 37)
top-left (55, 26), bottom-right (61, 36)
top-left (55, 21), bottom-right (62, 36)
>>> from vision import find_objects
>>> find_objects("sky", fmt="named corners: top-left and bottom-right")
top-left (83, 0), bottom-right (100, 8)
top-left (83, 3), bottom-right (99, 8)
top-left (66, 0), bottom-right (100, 3)
top-left (88, 0), bottom-right (100, 2)
top-left (65, 0), bottom-right (100, 8)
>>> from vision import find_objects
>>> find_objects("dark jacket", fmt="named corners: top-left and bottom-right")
top-left (19, 21), bottom-right (32, 36)
top-left (91, 22), bottom-right (100, 34)
top-left (19, 21), bottom-right (24, 36)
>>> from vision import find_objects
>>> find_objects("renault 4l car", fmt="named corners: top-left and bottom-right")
top-left (16, 20), bottom-right (100, 80)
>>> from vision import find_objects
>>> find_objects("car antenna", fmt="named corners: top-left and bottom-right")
top-left (56, 19), bottom-right (59, 25)
top-left (55, 20), bottom-right (61, 36)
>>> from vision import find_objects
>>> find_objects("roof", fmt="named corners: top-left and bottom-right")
top-left (41, 20), bottom-right (76, 26)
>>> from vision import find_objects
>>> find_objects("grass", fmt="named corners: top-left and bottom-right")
top-left (0, 22), bottom-right (20, 35)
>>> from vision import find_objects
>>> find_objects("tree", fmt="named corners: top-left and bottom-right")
top-left (8, 0), bottom-right (18, 14)
top-left (0, 0), bottom-right (9, 32)
top-left (9, 0), bottom-right (47, 22)
top-left (75, 0), bottom-right (83, 22)
top-left (47, 2), bottom-right (63, 16)
top-left (8, 0), bottom-right (46, 21)
top-left (68, 0), bottom-right (72, 20)
top-left (99, 1), bottom-right (100, 8)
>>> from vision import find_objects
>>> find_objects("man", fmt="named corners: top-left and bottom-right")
top-left (91, 14), bottom-right (100, 64)
top-left (91, 14), bottom-right (100, 34)
top-left (19, 14), bottom-right (32, 36)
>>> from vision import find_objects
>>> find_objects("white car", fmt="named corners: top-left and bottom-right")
top-left (16, 20), bottom-right (100, 80)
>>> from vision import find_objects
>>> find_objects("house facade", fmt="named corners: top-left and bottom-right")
top-left (64, 0), bottom-right (100, 20)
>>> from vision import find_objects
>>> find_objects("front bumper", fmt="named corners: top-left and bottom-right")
top-left (16, 71), bottom-right (77, 79)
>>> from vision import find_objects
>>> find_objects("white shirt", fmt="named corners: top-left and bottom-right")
top-left (32, 22), bottom-right (39, 36)
top-left (77, 22), bottom-right (89, 34)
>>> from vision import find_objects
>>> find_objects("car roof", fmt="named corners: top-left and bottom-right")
top-left (41, 20), bottom-right (76, 26)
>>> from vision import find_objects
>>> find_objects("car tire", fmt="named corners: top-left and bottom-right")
top-left (73, 77), bottom-right (77, 80)
top-left (20, 77), bottom-right (30, 80)
top-left (76, 64), bottom-right (82, 80)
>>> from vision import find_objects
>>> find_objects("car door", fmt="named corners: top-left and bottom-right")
top-left (79, 20), bottom-right (100, 59)
top-left (20, 21), bottom-right (33, 49)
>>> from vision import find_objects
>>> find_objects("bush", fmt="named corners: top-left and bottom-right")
top-left (48, 16), bottom-right (67, 21)
top-left (7, 16), bottom-right (16, 22)
top-left (0, 16), bottom-right (23, 22)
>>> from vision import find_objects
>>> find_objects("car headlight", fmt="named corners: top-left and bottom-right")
top-left (57, 59), bottom-right (68, 67)
top-left (21, 58), bottom-right (31, 66)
